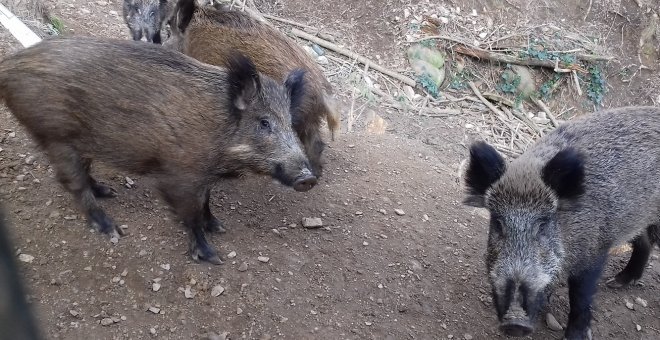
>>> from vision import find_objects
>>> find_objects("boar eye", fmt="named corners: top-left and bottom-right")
top-left (259, 119), bottom-right (271, 130)
top-left (150, 10), bottom-right (156, 17)
top-left (491, 218), bottom-right (503, 235)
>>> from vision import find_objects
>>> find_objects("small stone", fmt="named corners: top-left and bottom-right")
top-left (45, 200), bottom-right (52, 206)
top-left (394, 209), bottom-right (405, 216)
top-left (625, 299), bottom-right (634, 310)
top-left (365, 321), bottom-right (372, 326)
top-left (439, 16), bottom-right (449, 24)
top-left (363, 241), bottom-right (369, 246)
top-left (238, 262), bottom-right (248, 272)
top-left (69, 310), bottom-right (80, 317)
top-left (236, 307), bottom-right (243, 315)
top-left (121, 269), bottom-right (128, 277)
top-left (184, 286), bottom-right (195, 299)
top-left (546, 313), bottom-right (563, 331)
top-left (379, 209), bottom-right (387, 215)
top-left (148, 306), bottom-right (160, 314)
top-left (8, 132), bottom-right (16, 138)
top-left (150, 327), bottom-right (157, 335)
top-left (211, 285), bottom-right (225, 297)
top-left (355, 211), bottom-right (363, 216)
top-left (18, 254), bottom-right (34, 263)
top-left (109, 10), bottom-right (118, 16)
top-left (422, 214), bottom-right (429, 221)
top-left (464, 334), bottom-right (473, 340)
top-left (110, 237), bottom-right (119, 245)
top-left (257, 256), bottom-right (270, 263)
top-left (636, 324), bottom-right (642, 331)
top-left (316, 56), bottom-right (329, 65)
top-left (377, 284), bottom-right (383, 289)
top-left (100, 318), bottom-right (114, 326)
top-left (125, 177), bottom-right (134, 186)
top-left (227, 251), bottom-right (237, 259)
top-left (478, 32), bottom-right (487, 39)
top-left (25, 155), bottom-right (36, 165)
top-left (152, 283), bottom-right (161, 292)
top-left (138, 250), bottom-right (148, 257)
top-left (84, 266), bottom-right (92, 271)
top-left (302, 217), bottom-right (323, 228)
top-left (112, 276), bottom-right (121, 283)
top-left (49, 211), bottom-right (60, 219)
top-left (16, 174), bottom-right (26, 181)
top-left (63, 215), bottom-right (77, 220)
top-left (160, 263), bottom-right (171, 271)
top-left (635, 297), bottom-right (648, 308)
top-left (310, 310), bottom-right (317, 315)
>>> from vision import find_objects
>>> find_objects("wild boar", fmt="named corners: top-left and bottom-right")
top-left (123, 0), bottom-right (174, 43)
top-left (463, 106), bottom-right (660, 339)
top-left (165, 0), bottom-right (340, 177)
top-left (0, 37), bottom-right (315, 264)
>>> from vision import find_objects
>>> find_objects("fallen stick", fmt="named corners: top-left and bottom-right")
top-left (455, 45), bottom-right (588, 73)
top-left (532, 98), bottom-right (559, 128)
top-left (503, 106), bottom-right (544, 136)
top-left (467, 81), bottom-right (507, 120)
top-left (290, 28), bottom-right (417, 87)
top-left (262, 14), bottom-right (318, 31)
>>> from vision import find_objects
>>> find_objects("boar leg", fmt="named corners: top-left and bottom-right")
top-left (82, 158), bottom-right (118, 198)
top-left (47, 144), bottom-right (123, 238)
top-left (564, 255), bottom-right (606, 340)
top-left (608, 228), bottom-right (654, 288)
top-left (203, 188), bottom-right (225, 233)
top-left (158, 181), bottom-right (222, 265)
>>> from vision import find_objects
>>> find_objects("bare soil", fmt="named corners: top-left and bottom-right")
top-left (0, 0), bottom-right (658, 339)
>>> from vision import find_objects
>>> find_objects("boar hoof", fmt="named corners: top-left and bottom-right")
top-left (91, 183), bottom-right (118, 198)
top-left (606, 275), bottom-right (641, 289)
top-left (563, 327), bottom-right (592, 340)
top-left (191, 246), bottom-right (223, 265)
top-left (205, 217), bottom-right (227, 233)
top-left (89, 209), bottom-right (124, 236)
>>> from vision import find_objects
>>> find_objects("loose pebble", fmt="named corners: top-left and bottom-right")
top-left (394, 209), bottom-right (406, 216)
top-left (546, 313), bottom-right (563, 331)
top-left (227, 251), bottom-right (237, 259)
top-left (18, 254), bottom-right (34, 263)
top-left (238, 262), bottom-right (248, 272)
top-left (236, 307), bottom-right (243, 315)
top-left (636, 324), bottom-right (642, 331)
top-left (100, 318), bottom-right (114, 326)
top-left (184, 286), bottom-right (195, 299)
top-left (635, 297), bottom-right (648, 308)
top-left (160, 263), bottom-right (171, 271)
top-left (258, 256), bottom-right (270, 263)
top-left (148, 307), bottom-right (160, 314)
top-left (211, 285), bottom-right (225, 297)
top-left (302, 217), bottom-right (323, 228)
top-left (625, 299), bottom-right (634, 310)
top-left (152, 283), bottom-right (161, 292)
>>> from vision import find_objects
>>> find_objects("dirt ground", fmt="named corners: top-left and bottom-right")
top-left (0, 0), bottom-right (659, 339)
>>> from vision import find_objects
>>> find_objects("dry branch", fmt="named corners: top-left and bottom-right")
top-left (455, 45), bottom-right (588, 73)
top-left (532, 98), bottom-right (559, 128)
top-left (290, 28), bottom-right (417, 87)
top-left (262, 14), bottom-right (318, 31)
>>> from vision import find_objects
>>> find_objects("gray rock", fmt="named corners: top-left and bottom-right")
top-left (302, 217), bottom-right (323, 228)
top-left (546, 312), bottom-right (563, 331)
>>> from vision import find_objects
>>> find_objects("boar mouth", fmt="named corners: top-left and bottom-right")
top-left (272, 164), bottom-right (317, 192)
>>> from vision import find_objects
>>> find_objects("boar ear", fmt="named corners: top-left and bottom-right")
top-left (175, 0), bottom-right (196, 32)
top-left (542, 148), bottom-right (585, 199)
top-left (463, 141), bottom-right (506, 207)
top-left (284, 69), bottom-right (306, 124)
top-left (226, 53), bottom-right (260, 117)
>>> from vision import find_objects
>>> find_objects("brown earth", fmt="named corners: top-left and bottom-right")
top-left (0, 0), bottom-right (658, 339)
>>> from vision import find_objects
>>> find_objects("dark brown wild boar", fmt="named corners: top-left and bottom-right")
top-left (0, 37), bottom-right (315, 264)
top-left (165, 0), bottom-right (340, 177)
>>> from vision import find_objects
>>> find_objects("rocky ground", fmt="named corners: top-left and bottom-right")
top-left (0, 0), bottom-right (659, 339)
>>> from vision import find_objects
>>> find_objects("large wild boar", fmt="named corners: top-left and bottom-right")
top-left (0, 37), bottom-right (316, 264)
top-left (463, 106), bottom-right (660, 340)
top-left (0, 206), bottom-right (43, 340)
top-left (164, 0), bottom-right (340, 177)
top-left (123, 0), bottom-right (174, 43)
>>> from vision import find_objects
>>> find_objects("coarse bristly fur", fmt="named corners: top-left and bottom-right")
top-left (163, 0), bottom-right (341, 178)
top-left (463, 106), bottom-right (660, 340)
top-left (0, 36), bottom-right (315, 265)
